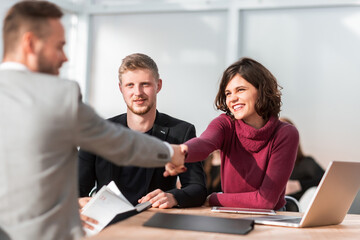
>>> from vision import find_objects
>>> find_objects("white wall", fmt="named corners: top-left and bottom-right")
top-left (0, 0), bottom-right (19, 59)
top-left (88, 10), bottom-right (227, 135)
top-left (241, 6), bottom-right (360, 167)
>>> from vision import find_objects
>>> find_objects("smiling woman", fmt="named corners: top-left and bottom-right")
top-left (224, 74), bottom-right (261, 128)
top-left (182, 57), bottom-right (299, 210)
top-left (216, 58), bottom-right (281, 129)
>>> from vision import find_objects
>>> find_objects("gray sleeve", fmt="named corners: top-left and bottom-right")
top-left (74, 97), bottom-right (171, 168)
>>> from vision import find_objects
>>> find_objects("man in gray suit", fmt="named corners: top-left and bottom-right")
top-left (0, 1), bottom-right (185, 240)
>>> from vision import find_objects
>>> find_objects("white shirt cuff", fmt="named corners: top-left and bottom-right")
top-left (163, 141), bottom-right (174, 158)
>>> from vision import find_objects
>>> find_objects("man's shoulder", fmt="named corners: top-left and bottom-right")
top-left (155, 112), bottom-right (197, 142)
top-left (107, 113), bottom-right (126, 124)
top-left (27, 71), bottom-right (80, 91)
top-left (0, 70), bottom-right (80, 95)
top-left (1, 69), bottom-right (73, 82)
top-left (157, 112), bottom-right (194, 129)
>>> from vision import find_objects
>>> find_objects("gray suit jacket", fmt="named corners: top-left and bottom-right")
top-left (0, 69), bottom-right (171, 240)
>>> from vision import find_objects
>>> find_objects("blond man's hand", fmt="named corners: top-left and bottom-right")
top-left (138, 189), bottom-right (178, 209)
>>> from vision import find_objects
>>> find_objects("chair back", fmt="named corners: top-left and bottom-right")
top-left (285, 195), bottom-right (300, 212)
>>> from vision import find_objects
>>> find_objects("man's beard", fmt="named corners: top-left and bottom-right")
top-left (127, 97), bottom-right (155, 115)
top-left (37, 51), bottom-right (59, 75)
top-left (128, 104), bottom-right (152, 115)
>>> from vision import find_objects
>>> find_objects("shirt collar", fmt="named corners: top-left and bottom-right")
top-left (0, 62), bottom-right (29, 71)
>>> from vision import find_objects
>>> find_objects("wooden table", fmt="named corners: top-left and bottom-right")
top-left (85, 207), bottom-right (360, 239)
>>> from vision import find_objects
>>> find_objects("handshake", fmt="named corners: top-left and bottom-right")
top-left (164, 144), bottom-right (189, 177)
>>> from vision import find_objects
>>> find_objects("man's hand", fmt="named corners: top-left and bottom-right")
top-left (78, 197), bottom-right (92, 208)
top-left (138, 189), bottom-right (178, 209)
top-left (80, 212), bottom-right (98, 230)
top-left (163, 144), bottom-right (187, 177)
top-left (78, 197), bottom-right (98, 230)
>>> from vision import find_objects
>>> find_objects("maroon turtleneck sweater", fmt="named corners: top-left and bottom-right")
top-left (185, 114), bottom-right (299, 210)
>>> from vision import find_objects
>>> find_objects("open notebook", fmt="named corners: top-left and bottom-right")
top-left (81, 181), bottom-right (151, 236)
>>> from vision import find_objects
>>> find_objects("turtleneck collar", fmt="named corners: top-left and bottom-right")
top-left (235, 115), bottom-right (280, 153)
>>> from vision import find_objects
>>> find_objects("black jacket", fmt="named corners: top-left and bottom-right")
top-left (78, 111), bottom-right (207, 207)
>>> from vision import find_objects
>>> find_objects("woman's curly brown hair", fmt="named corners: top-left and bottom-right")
top-left (215, 57), bottom-right (282, 121)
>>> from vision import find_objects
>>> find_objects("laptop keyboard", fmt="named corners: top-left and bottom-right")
top-left (275, 217), bottom-right (302, 223)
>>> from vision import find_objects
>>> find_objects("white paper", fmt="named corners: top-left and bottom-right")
top-left (81, 181), bottom-right (135, 236)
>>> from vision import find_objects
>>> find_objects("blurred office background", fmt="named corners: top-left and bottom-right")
top-left (1, 0), bottom-right (360, 169)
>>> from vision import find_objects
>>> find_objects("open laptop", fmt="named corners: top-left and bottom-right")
top-left (246, 161), bottom-right (360, 227)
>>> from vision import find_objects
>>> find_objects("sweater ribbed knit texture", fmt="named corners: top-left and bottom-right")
top-left (185, 114), bottom-right (299, 209)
